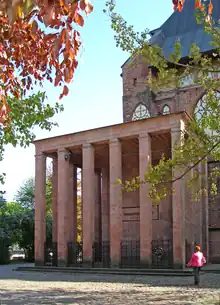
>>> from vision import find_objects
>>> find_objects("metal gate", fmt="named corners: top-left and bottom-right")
top-left (209, 230), bottom-right (220, 263)
top-left (67, 242), bottom-right (83, 266)
top-left (92, 241), bottom-right (110, 268)
top-left (44, 242), bottom-right (57, 266)
top-left (120, 240), bottom-right (140, 268)
top-left (151, 239), bottom-right (173, 269)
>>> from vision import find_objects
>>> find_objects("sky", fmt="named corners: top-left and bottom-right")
top-left (1, 0), bottom-right (173, 201)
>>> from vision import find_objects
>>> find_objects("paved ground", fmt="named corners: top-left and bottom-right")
top-left (0, 264), bottom-right (220, 305)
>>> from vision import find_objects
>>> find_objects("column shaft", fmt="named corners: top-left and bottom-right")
top-left (57, 149), bottom-right (71, 266)
top-left (139, 134), bottom-right (152, 267)
top-left (34, 153), bottom-right (46, 266)
top-left (109, 139), bottom-right (122, 267)
top-left (95, 170), bottom-right (102, 242)
top-left (172, 121), bottom-right (186, 268)
top-left (201, 160), bottom-right (209, 260)
top-left (82, 144), bottom-right (95, 265)
top-left (73, 165), bottom-right (78, 243)
top-left (101, 167), bottom-right (110, 242)
top-left (52, 156), bottom-right (58, 242)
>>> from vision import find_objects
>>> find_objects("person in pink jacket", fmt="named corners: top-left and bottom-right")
top-left (187, 245), bottom-right (206, 285)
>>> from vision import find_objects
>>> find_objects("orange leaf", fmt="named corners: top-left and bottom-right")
top-left (208, 0), bottom-right (213, 14)
top-left (85, 2), bottom-right (93, 15)
top-left (31, 20), bottom-right (38, 40)
top-left (79, 0), bottom-right (86, 11)
top-left (63, 85), bottom-right (69, 96)
top-left (55, 74), bottom-right (61, 86)
top-left (177, 1), bottom-right (183, 11)
top-left (64, 67), bottom-right (70, 83)
top-left (0, 98), bottom-right (11, 125)
top-left (74, 13), bottom-right (84, 26)
top-left (195, 0), bottom-right (201, 9)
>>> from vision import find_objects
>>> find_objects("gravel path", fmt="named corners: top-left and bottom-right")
top-left (0, 264), bottom-right (220, 304)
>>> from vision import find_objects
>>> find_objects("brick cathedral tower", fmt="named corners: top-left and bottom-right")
top-left (121, 0), bottom-right (220, 263)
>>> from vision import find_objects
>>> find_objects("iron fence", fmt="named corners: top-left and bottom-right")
top-left (92, 241), bottom-right (110, 268)
top-left (209, 239), bottom-right (220, 263)
top-left (44, 242), bottom-right (57, 266)
top-left (67, 242), bottom-right (83, 266)
top-left (120, 240), bottom-right (140, 268)
top-left (151, 239), bottom-right (173, 269)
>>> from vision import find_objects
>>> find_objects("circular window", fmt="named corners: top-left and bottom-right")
top-left (132, 104), bottom-right (150, 121)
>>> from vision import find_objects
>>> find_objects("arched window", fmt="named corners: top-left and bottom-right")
top-left (162, 105), bottom-right (170, 115)
top-left (194, 97), bottom-right (205, 121)
top-left (132, 103), bottom-right (150, 121)
top-left (194, 93), bottom-right (220, 135)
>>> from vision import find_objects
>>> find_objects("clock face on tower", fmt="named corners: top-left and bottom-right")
top-left (132, 104), bottom-right (151, 121)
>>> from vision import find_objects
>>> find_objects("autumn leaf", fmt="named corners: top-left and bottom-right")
top-left (0, 0), bottom-right (94, 106)
top-left (195, 0), bottom-right (201, 9)
top-left (208, 1), bottom-right (213, 15)
top-left (74, 13), bottom-right (84, 26)
top-left (30, 20), bottom-right (38, 40)
top-left (63, 85), bottom-right (69, 96)
top-left (85, 2), bottom-right (93, 15)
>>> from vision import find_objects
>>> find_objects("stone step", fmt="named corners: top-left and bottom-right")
top-left (15, 266), bottom-right (194, 276)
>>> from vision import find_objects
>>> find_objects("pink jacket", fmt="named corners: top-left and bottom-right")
top-left (187, 251), bottom-right (206, 267)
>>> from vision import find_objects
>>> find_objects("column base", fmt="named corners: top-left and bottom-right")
top-left (35, 260), bottom-right (44, 266)
top-left (111, 260), bottom-right (120, 268)
top-left (173, 263), bottom-right (184, 269)
top-left (140, 260), bottom-right (152, 269)
top-left (82, 258), bottom-right (93, 268)
top-left (57, 259), bottom-right (67, 267)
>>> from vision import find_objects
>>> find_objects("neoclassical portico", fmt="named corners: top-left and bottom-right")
top-left (34, 111), bottom-right (207, 268)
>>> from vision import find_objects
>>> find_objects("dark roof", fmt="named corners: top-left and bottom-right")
top-left (149, 0), bottom-right (220, 59)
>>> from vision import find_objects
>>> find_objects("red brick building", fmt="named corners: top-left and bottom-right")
top-left (34, 0), bottom-right (220, 268)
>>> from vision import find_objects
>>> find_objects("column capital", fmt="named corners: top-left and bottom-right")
top-left (82, 143), bottom-right (94, 150)
top-left (57, 148), bottom-right (72, 162)
top-left (139, 133), bottom-right (151, 140)
top-left (171, 119), bottom-right (185, 133)
top-left (35, 152), bottom-right (46, 158)
top-left (57, 148), bottom-right (68, 154)
top-left (109, 138), bottom-right (120, 146)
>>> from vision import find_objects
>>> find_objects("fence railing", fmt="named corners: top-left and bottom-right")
top-left (44, 242), bottom-right (57, 266)
top-left (120, 240), bottom-right (140, 268)
top-left (92, 241), bottom-right (110, 268)
top-left (67, 242), bottom-right (83, 266)
top-left (44, 239), bottom-right (174, 268)
top-left (209, 239), bottom-right (220, 263)
top-left (151, 239), bottom-right (173, 269)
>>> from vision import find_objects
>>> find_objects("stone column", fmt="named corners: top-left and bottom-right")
top-left (52, 156), bottom-right (58, 243)
top-left (139, 133), bottom-right (152, 267)
top-left (95, 170), bottom-right (101, 242)
top-left (109, 139), bottom-right (122, 267)
top-left (57, 149), bottom-right (71, 266)
top-left (198, 163), bottom-right (203, 248)
top-left (171, 121), bottom-right (186, 269)
top-left (82, 143), bottom-right (95, 265)
top-left (66, 161), bottom-right (74, 243)
top-left (201, 160), bottom-right (209, 260)
top-left (72, 165), bottom-right (78, 243)
top-left (191, 164), bottom-right (202, 248)
top-left (34, 152), bottom-right (46, 266)
top-left (101, 167), bottom-right (109, 242)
